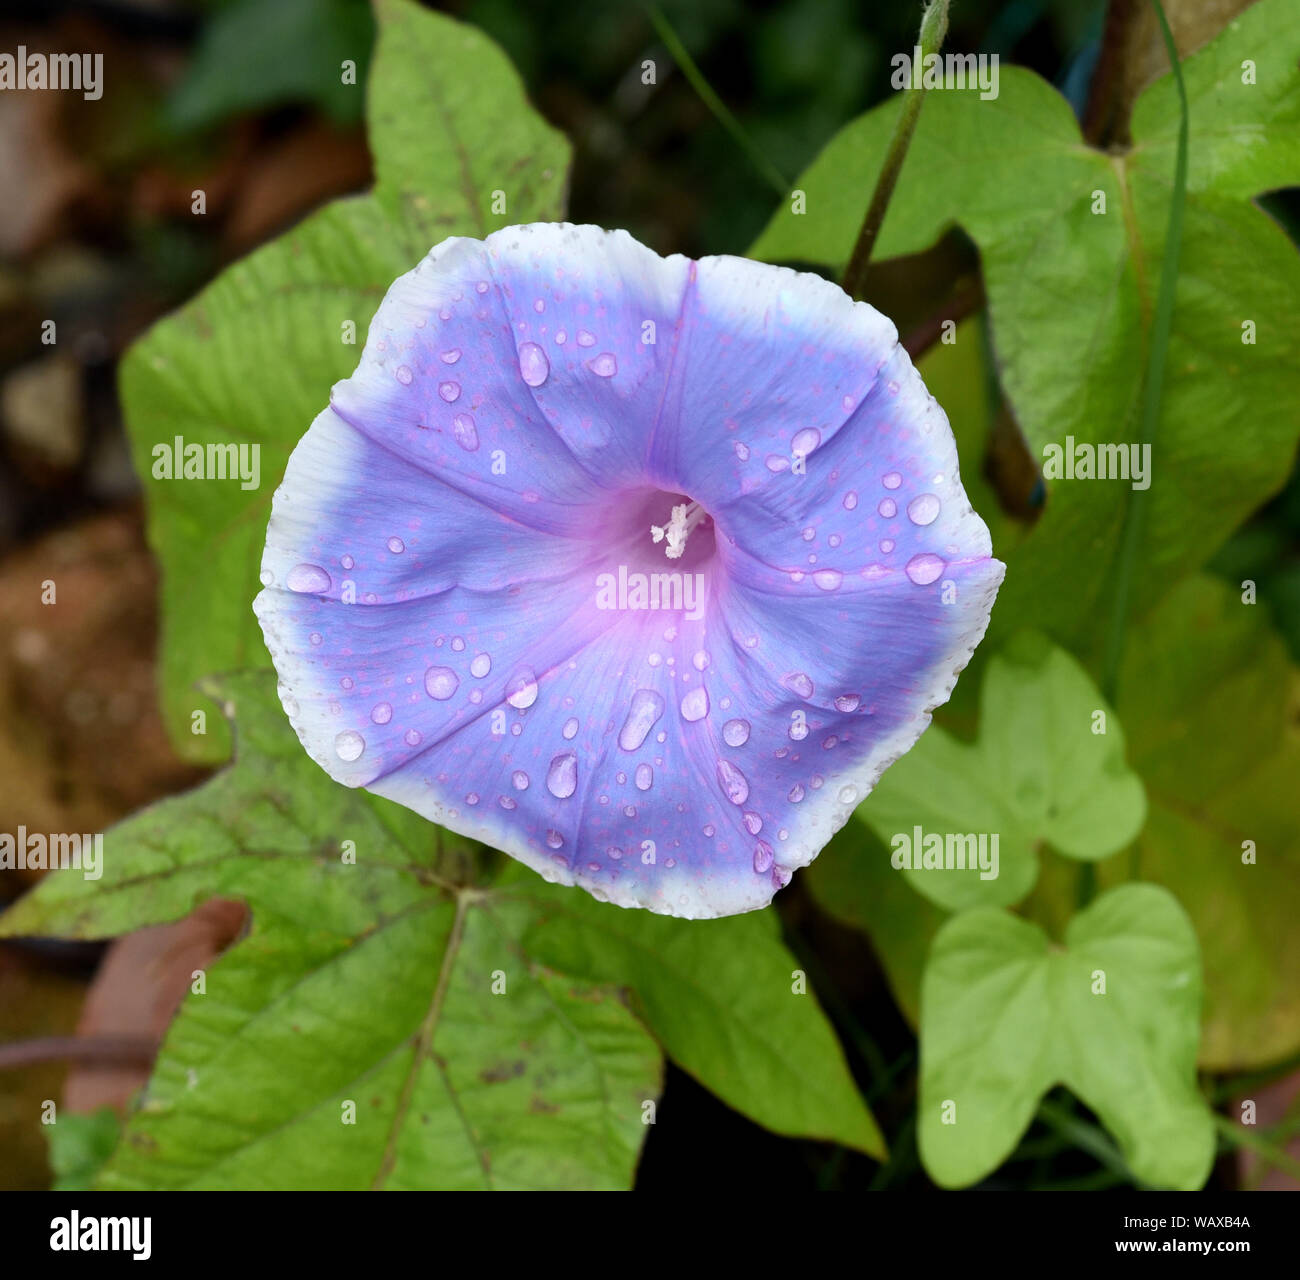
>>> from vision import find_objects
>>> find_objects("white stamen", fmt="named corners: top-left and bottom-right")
top-left (650, 501), bottom-right (706, 560)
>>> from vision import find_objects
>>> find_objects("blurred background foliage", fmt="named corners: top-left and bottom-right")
top-left (0, 0), bottom-right (1296, 1191)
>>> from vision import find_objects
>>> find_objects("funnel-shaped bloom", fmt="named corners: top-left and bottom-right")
top-left (254, 224), bottom-right (1003, 918)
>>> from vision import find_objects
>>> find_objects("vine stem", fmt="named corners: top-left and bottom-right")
top-left (1100, 0), bottom-right (1187, 705)
top-left (0, 1035), bottom-right (158, 1071)
top-left (840, 0), bottom-right (950, 301)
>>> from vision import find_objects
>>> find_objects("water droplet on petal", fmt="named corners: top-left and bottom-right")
top-left (424, 666), bottom-right (459, 700)
top-left (438, 381), bottom-right (461, 403)
top-left (838, 785), bottom-right (859, 805)
top-left (371, 702), bottom-right (392, 724)
top-left (452, 413), bottom-right (479, 451)
top-left (878, 498), bottom-right (897, 518)
top-left (716, 759), bottom-right (749, 805)
top-left (765, 455), bottom-right (790, 473)
top-left (635, 763), bottom-right (653, 791)
top-left (792, 427), bottom-right (821, 456)
top-left (335, 730), bottom-right (365, 762)
top-left (518, 342), bottom-right (550, 386)
top-left (619, 689), bottom-right (665, 750)
top-left (387, 536), bottom-right (405, 554)
top-left (546, 753), bottom-right (578, 799)
top-left (908, 493), bottom-right (941, 526)
top-left (753, 841), bottom-right (774, 874)
top-left (504, 668), bottom-right (538, 709)
top-left (680, 686), bottom-right (709, 722)
top-left (722, 719), bottom-right (750, 747)
top-left (395, 365), bottom-right (413, 385)
top-left (440, 349), bottom-right (461, 364)
top-left (734, 441), bottom-right (750, 461)
top-left (470, 653), bottom-right (491, 678)
top-left (883, 471), bottom-right (902, 490)
top-left (286, 564), bottom-right (331, 593)
top-left (340, 554), bottom-right (355, 570)
top-left (562, 716), bottom-right (579, 740)
top-left (546, 830), bottom-right (564, 849)
top-left (784, 672), bottom-right (815, 699)
top-left (743, 812), bottom-right (763, 835)
top-left (259, 568), bottom-right (274, 586)
top-left (405, 728), bottom-right (422, 746)
top-left (905, 553), bottom-right (946, 585)
top-left (577, 329), bottom-right (595, 347)
top-left (813, 568), bottom-right (843, 591)
top-left (586, 352), bottom-right (617, 377)
top-left (512, 770), bottom-right (530, 791)
top-left (788, 783), bottom-right (805, 802)
top-left (834, 693), bottom-right (861, 712)
top-left (692, 650), bottom-right (710, 671)
top-left (843, 491), bottom-right (858, 510)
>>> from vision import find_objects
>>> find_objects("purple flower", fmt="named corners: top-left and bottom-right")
top-left (254, 224), bottom-right (1003, 918)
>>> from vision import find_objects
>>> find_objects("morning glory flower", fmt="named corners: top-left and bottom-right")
top-left (254, 224), bottom-right (1003, 918)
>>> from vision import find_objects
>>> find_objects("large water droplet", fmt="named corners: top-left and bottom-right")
top-left (882, 471), bottom-right (902, 490)
top-left (619, 689), bottom-right (665, 751)
top-left (634, 763), bottom-right (653, 792)
top-left (424, 666), bottom-right (459, 700)
top-left (813, 568), bottom-right (843, 591)
top-left (878, 498), bottom-right (897, 518)
top-left (716, 759), bottom-right (749, 805)
top-left (335, 730), bottom-right (365, 762)
top-left (722, 718), bottom-right (750, 747)
top-left (743, 812), bottom-right (763, 835)
top-left (792, 427), bottom-right (821, 456)
top-left (286, 564), bottom-right (331, 594)
top-left (518, 342), bottom-right (550, 387)
top-left (784, 672), bottom-right (815, 699)
top-left (905, 553), bottom-right (946, 585)
top-left (908, 493), bottom-right (941, 526)
top-left (752, 841), bottom-right (774, 874)
top-left (546, 753), bottom-right (578, 799)
top-left (834, 693), bottom-right (861, 713)
top-left (438, 381), bottom-right (461, 403)
top-left (452, 412), bottom-right (479, 451)
top-left (680, 686), bottom-right (709, 722)
top-left (586, 352), bottom-right (617, 377)
top-left (505, 668), bottom-right (538, 709)
top-left (470, 653), bottom-right (491, 678)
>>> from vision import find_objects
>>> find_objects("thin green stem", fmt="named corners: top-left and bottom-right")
top-left (644, 4), bottom-right (788, 198)
top-left (1100, 0), bottom-right (1187, 704)
top-left (840, 0), bottom-right (950, 300)
top-left (1214, 1114), bottom-right (1300, 1183)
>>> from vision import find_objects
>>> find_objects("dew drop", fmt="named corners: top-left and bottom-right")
top-left (834, 693), bottom-right (861, 713)
top-left (518, 342), bottom-right (550, 386)
top-left (576, 329), bottom-right (595, 347)
top-left (286, 563), bottom-right (331, 594)
top-left (470, 653), bottom-right (491, 678)
top-left (512, 770), bottom-right (530, 791)
top-left (883, 471), bottom-right (902, 490)
top-left (843, 491), bottom-right (858, 510)
top-left (878, 498), bottom-right (897, 518)
top-left (505, 667), bottom-right (539, 709)
top-left (395, 365), bottom-right (413, 385)
top-left (753, 841), bottom-right (774, 874)
top-left (438, 381), bottom-right (461, 403)
top-left (634, 763), bottom-right (654, 791)
top-left (722, 718), bottom-right (751, 747)
top-left (765, 454), bottom-right (790, 473)
top-left (788, 783), bottom-right (805, 803)
top-left (813, 568), bottom-right (843, 591)
top-left (341, 554), bottom-right (355, 570)
top-left (619, 689), bottom-right (665, 750)
top-left (387, 536), bottom-right (405, 554)
top-left (792, 427), bottom-right (821, 456)
top-left (259, 568), bottom-right (274, 586)
top-left (405, 728), bottom-right (422, 746)
top-left (424, 666), bottom-right (459, 700)
top-left (587, 352), bottom-right (617, 377)
top-left (784, 672), bottom-right (815, 699)
top-left (908, 493), bottom-right (941, 526)
top-left (562, 716), bottom-right (579, 740)
top-left (680, 686), bottom-right (709, 722)
top-left (905, 553), bottom-right (946, 585)
top-left (452, 412), bottom-right (479, 451)
top-left (838, 785), bottom-right (859, 805)
top-left (371, 702), bottom-right (392, 724)
top-left (716, 759), bottom-right (749, 805)
top-left (546, 752), bottom-right (578, 799)
top-left (545, 830), bottom-right (564, 849)
top-left (734, 442), bottom-right (750, 461)
top-left (335, 730), bottom-right (365, 762)
top-left (692, 650), bottom-right (710, 671)
top-left (440, 349), bottom-right (461, 364)
top-left (743, 812), bottom-right (763, 835)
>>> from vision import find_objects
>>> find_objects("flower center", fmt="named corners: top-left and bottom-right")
top-left (650, 500), bottom-right (708, 560)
